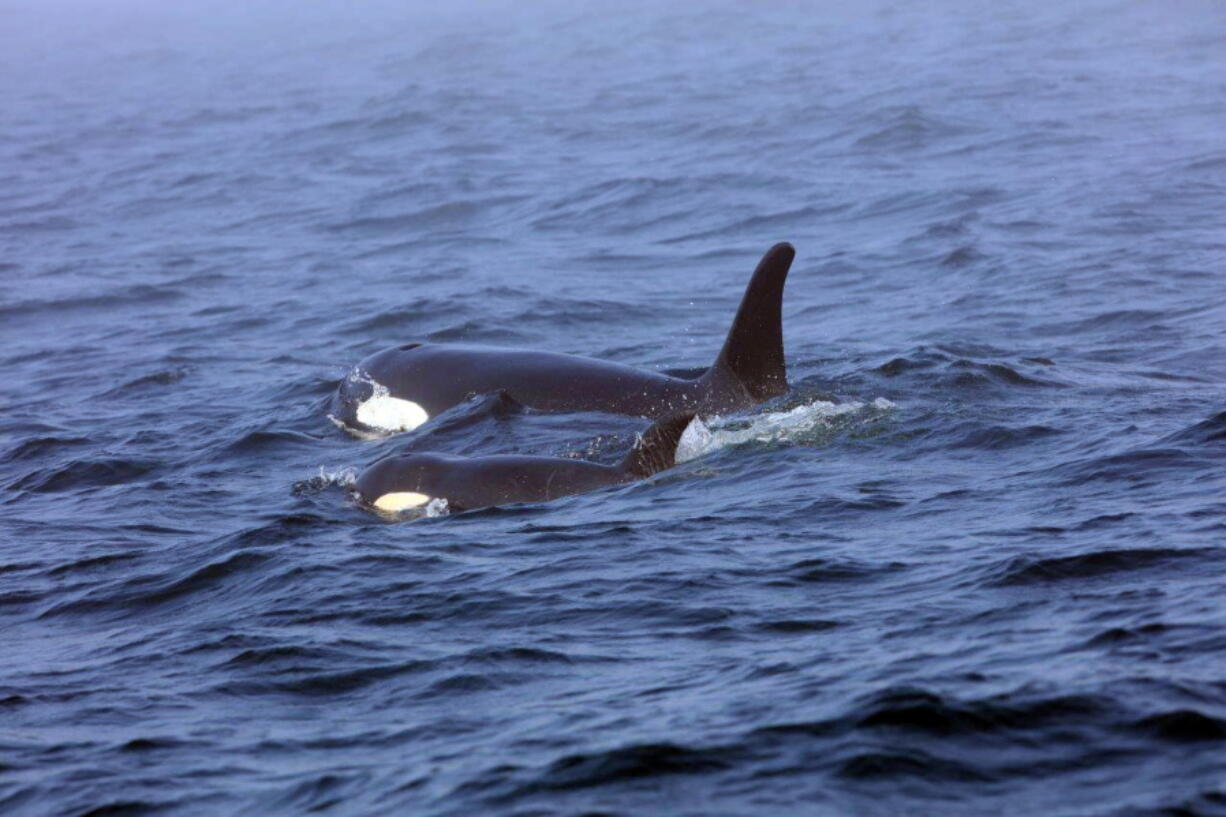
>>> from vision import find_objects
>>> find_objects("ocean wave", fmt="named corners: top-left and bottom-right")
top-left (677, 396), bottom-right (896, 462)
top-left (988, 547), bottom-right (1213, 586)
top-left (9, 457), bottom-right (159, 494)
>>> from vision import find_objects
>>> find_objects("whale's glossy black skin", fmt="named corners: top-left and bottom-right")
top-left (341, 343), bottom-right (745, 417)
top-left (332, 242), bottom-right (795, 434)
top-left (355, 413), bottom-right (695, 513)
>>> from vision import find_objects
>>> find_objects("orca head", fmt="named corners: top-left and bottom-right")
top-left (331, 369), bottom-right (430, 437)
top-left (354, 453), bottom-right (440, 513)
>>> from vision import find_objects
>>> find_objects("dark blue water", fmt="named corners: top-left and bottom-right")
top-left (4, 1), bottom-right (1226, 814)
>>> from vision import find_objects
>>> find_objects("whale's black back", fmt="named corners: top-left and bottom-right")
top-left (334, 243), bottom-right (795, 432)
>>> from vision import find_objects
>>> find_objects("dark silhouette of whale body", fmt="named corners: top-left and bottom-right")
top-left (331, 242), bottom-right (795, 435)
top-left (355, 413), bottom-right (695, 514)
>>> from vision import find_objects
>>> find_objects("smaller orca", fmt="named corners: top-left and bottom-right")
top-left (331, 242), bottom-right (795, 436)
top-left (354, 412), bottom-right (695, 514)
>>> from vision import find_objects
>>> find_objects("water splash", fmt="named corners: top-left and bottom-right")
top-left (676, 397), bottom-right (896, 463)
top-left (424, 497), bottom-right (450, 518)
top-left (291, 466), bottom-right (358, 495)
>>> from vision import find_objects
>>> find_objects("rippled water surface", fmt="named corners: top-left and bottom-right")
top-left (4, 1), bottom-right (1226, 814)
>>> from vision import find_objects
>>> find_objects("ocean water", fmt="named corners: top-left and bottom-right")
top-left (3, 0), bottom-right (1226, 814)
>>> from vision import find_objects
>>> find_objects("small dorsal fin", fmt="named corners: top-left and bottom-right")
top-left (708, 242), bottom-right (794, 400)
top-left (620, 412), bottom-right (697, 479)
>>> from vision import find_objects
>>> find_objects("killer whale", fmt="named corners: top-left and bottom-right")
top-left (354, 412), bottom-right (695, 514)
top-left (331, 242), bottom-right (795, 436)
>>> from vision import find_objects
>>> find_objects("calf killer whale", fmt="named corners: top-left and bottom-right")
top-left (331, 242), bottom-right (795, 436)
top-left (354, 412), bottom-right (696, 514)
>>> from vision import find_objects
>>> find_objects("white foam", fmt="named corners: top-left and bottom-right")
top-left (675, 397), bottom-right (896, 463)
top-left (297, 465), bottom-right (358, 491)
top-left (326, 465), bottom-right (359, 487)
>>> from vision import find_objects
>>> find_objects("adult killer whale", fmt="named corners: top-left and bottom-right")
top-left (355, 412), bottom-right (695, 514)
top-left (331, 242), bottom-right (795, 436)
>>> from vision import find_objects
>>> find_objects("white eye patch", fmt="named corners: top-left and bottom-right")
top-left (372, 492), bottom-right (432, 512)
top-left (355, 394), bottom-right (429, 433)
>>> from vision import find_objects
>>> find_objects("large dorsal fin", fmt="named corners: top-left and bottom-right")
top-left (707, 242), bottom-right (794, 400)
top-left (620, 412), bottom-right (697, 479)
